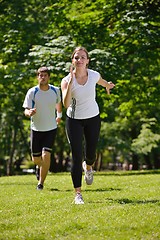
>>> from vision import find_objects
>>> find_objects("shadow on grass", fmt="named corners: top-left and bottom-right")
top-left (85, 187), bottom-right (121, 192)
top-left (0, 182), bottom-right (35, 186)
top-left (50, 187), bottom-right (121, 192)
top-left (50, 188), bottom-right (60, 191)
top-left (106, 198), bottom-right (160, 205)
top-left (88, 198), bottom-right (160, 205)
top-left (95, 169), bottom-right (160, 176)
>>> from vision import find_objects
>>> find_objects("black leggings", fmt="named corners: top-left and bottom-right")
top-left (66, 114), bottom-right (101, 188)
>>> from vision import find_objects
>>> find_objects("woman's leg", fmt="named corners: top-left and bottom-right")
top-left (84, 114), bottom-right (101, 168)
top-left (66, 117), bottom-right (83, 190)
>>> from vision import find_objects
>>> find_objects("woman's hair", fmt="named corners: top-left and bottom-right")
top-left (37, 66), bottom-right (50, 76)
top-left (71, 46), bottom-right (89, 59)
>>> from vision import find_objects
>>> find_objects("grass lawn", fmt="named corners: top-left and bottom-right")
top-left (0, 170), bottom-right (160, 240)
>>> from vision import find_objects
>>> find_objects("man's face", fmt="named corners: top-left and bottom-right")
top-left (37, 72), bottom-right (50, 86)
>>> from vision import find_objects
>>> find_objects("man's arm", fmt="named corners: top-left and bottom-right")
top-left (24, 108), bottom-right (36, 117)
top-left (56, 102), bottom-right (62, 124)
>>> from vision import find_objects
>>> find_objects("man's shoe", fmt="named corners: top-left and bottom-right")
top-left (75, 193), bottom-right (84, 204)
top-left (82, 161), bottom-right (93, 185)
top-left (36, 183), bottom-right (43, 190)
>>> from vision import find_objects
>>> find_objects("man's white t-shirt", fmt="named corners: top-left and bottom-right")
top-left (62, 69), bottom-right (100, 119)
top-left (23, 84), bottom-right (61, 131)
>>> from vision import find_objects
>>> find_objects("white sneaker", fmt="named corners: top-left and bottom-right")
top-left (82, 161), bottom-right (93, 185)
top-left (75, 193), bottom-right (84, 204)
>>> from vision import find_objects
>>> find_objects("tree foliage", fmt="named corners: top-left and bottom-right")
top-left (0, 0), bottom-right (159, 174)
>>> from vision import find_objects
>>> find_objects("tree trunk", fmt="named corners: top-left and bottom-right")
top-left (132, 153), bottom-right (139, 170)
top-left (7, 127), bottom-right (17, 176)
top-left (144, 154), bottom-right (152, 169)
top-left (94, 152), bottom-right (103, 171)
top-left (152, 149), bottom-right (160, 169)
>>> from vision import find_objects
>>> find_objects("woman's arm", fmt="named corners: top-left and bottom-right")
top-left (97, 77), bottom-right (115, 94)
top-left (61, 66), bottom-right (74, 108)
top-left (61, 78), bottom-right (72, 108)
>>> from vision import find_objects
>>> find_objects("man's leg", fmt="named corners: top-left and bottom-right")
top-left (32, 156), bottom-right (42, 181)
top-left (32, 156), bottom-right (42, 167)
top-left (31, 130), bottom-right (42, 181)
top-left (32, 129), bottom-right (56, 189)
top-left (39, 151), bottom-right (51, 186)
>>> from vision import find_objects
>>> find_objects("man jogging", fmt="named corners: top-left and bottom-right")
top-left (23, 66), bottom-right (62, 190)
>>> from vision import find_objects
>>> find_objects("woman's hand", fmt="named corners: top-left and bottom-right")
top-left (61, 64), bottom-right (74, 108)
top-left (106, 81), bottom-right (115, 95)
top-left (97, 77), bottom-right (115, 95)
top-left (68, 64), bottom-right (74, 85)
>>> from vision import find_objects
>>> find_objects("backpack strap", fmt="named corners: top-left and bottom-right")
top-left (32, 87), bottom-right (39, 108)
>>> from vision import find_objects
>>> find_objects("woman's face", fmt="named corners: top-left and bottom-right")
top-left (72, 50), bottom-right (89, 69)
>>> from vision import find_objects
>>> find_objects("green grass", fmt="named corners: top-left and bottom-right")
top-left (0, 171), bottom-right (160, 240)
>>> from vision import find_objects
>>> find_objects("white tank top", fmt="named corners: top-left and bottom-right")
top-left (63, 69), bottom-right (100, 119)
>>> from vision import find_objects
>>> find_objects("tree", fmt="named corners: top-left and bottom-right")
top-left (0, 0), bottom-right (159, 174)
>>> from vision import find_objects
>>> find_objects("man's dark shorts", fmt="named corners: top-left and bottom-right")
top-left (31, 129), bottom-right (57, 157)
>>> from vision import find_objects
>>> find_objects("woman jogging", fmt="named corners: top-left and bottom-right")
top-left (61, 47), bottom-right (115, 204)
